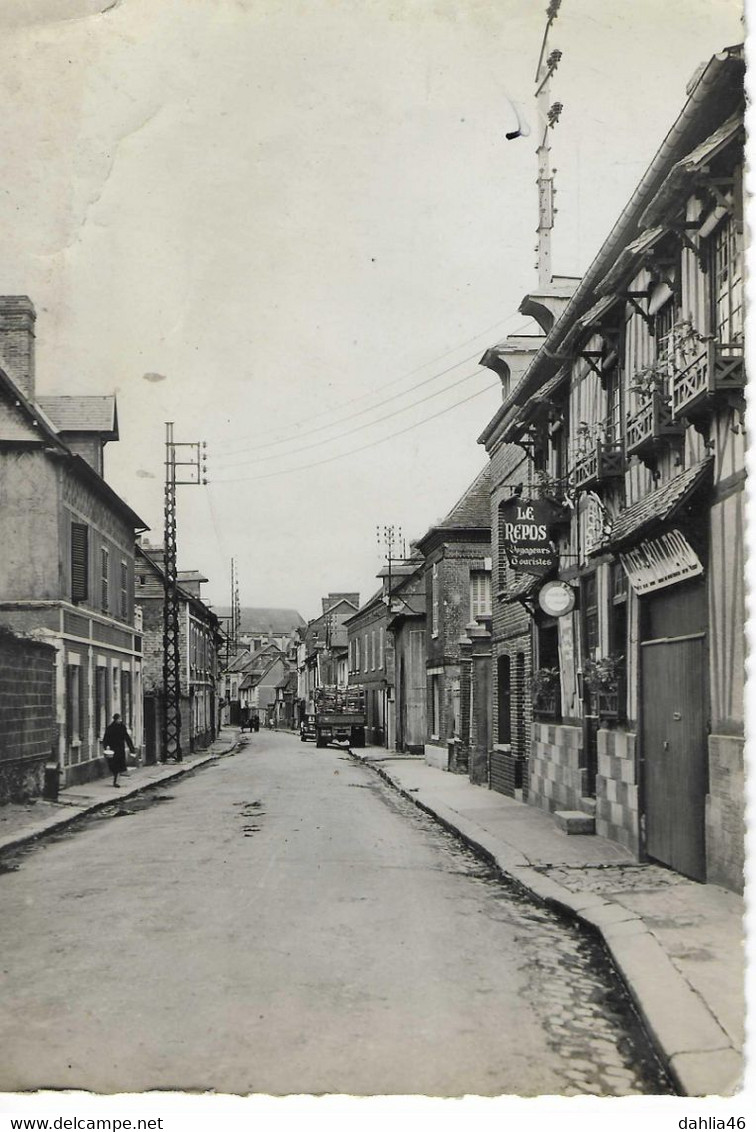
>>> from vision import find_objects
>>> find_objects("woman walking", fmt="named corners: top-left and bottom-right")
top-left (102, 713), bottom-right (136, 787)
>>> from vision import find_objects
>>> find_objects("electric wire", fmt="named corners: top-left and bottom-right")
top-left (217, 365), bottom-right (491, 469)
top-left (211, 380), bottom-right (500, 485)
top-left (216, 347), bottom-right (486, 459)
top-left (215, 310), bottom-right (533, 453)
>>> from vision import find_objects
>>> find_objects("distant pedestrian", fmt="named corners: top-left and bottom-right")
top-left (240, 706), bottom-right (250, 732)
top-left (102, 713), bottom-right (135, 788)
top-left (252, 714), bottom-right (260, 732)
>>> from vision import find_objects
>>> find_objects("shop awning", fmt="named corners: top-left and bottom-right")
top-left (620, 529), bottom-right (703, 595)
top-left (595, 458), bottom-right (713, 552)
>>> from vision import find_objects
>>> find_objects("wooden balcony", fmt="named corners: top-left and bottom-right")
top-left (626, 391), bottom-right (684, 458)
top-left (670, 341), bottom-right (745, 419)
top-left (571, 440), bottom-right (625, 492)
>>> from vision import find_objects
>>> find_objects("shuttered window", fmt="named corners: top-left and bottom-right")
top-left (470, 570), bottom-right (492, 619)
top-left (431, 563), bottom-right (439, 638)
top-left (101, 547), bottom-right (110, 612)
top-left (71, 523), bottom-right (89, 603)
top-left (120, 561), bottom-right (129, 620)
top-left (581, 572), bottom-right (599, 659)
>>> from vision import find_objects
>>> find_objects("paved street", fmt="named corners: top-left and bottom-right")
top-left (0, 730), bottom-right (670, 1096)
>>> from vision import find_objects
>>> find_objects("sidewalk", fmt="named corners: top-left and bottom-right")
top-left (352, 747), bottom-right (745, 1098)
top-left (0, 727), bottom-right (241, 856)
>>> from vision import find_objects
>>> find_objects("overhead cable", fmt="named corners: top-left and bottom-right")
top-left (216, 366), bottom-right (491, 469)
top-left (211, 380), bottom-right (500, 485)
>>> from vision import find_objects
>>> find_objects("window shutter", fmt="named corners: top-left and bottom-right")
top-left (101, 547), bottom-right (109, 612)
top-left (71, 523), bottom-right (89, 603)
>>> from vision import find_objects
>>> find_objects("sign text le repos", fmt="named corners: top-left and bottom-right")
top-left (499, 497), bottom-right (560, 577)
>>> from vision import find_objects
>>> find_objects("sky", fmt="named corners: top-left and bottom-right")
top-left (0, 0), bottom-right (744, 623)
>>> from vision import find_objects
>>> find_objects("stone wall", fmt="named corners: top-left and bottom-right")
top-left (596, 727), bottom-right (639, 855)
top-left (0, 628), bottom-right (56, 803)
top-left (706, 734), bottom-right (744, 893)
top-left (529, 722), bottom-right (583, 813)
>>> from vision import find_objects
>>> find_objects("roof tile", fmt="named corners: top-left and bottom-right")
top-left (37, 395), bottom-right (117, 434)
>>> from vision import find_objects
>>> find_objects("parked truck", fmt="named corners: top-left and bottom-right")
top-left (313, 685), bottom-right (366, 749)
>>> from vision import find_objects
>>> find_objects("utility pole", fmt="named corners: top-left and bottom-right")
top-left (377, 524), bottom-right (405, 605)
top-left (230, 558), bottom-right (237, 653)
top-left (233, 566), bottom-right (241, 652)
top-left (162, 422), bottom-right (207, 763)
top-left (535, 0), bottom-right (563, 286)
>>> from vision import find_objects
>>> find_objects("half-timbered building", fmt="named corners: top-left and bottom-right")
top-left (479, 46), bottom-right (745, 892)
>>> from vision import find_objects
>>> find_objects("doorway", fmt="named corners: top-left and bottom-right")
top-left (640, 580), bottom-right (708, 881)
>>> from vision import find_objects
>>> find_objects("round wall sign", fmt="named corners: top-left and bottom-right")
top-left (538, 580), bottom-right (575, 617)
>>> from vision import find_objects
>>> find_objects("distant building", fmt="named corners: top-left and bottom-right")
top-left (384, 556), bottom-right (426, 753)
top-left (135, 543), bottom-right (221, 761)
top-left (414, 465), bottom-right (492, 774)
top-left (299, 594), bottom-right (360, 713)
top-left (345, 590), bottom-right (389, 747)
top-left (214, 606), bottom-right (305, 653)
top-left (236, 644), bottom-right (288, 723)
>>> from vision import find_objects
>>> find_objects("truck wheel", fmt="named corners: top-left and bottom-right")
top-left (300, 733), bottom-right (307, 742)
top-left (352, 728), bottom-right (365, 748)
top-left (316, 735), bottom-right (326, 749)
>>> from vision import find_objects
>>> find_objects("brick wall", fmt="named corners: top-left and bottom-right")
top-left (706, 734), bottom-right (744, 893)
top-left (138, 598), bottom-right (163, 694)
top-left (489, 443), bottom-right (535, 799)
top-left (0, 295), bottom-right (36, 399)
top-left (425, 538), bottom-right (490, 749)
top-left (0, 628), bottom-right (56, 803)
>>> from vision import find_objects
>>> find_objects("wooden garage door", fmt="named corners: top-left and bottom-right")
top-left (641, 632), bottom-right (707, 881)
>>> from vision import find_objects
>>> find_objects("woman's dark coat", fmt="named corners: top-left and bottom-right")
top-left (102, 720), bottom-right (135, 773)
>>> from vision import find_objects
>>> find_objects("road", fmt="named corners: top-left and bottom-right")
top-left (0, 730), bottom-right (671, 1096)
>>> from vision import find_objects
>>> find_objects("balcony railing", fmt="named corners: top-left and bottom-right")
top-left (670, 340), bottom-right (745, 419)
top-left (571, 439), bottom-right (625, 492)
top-left (626, 390), bottom-right (684, 458)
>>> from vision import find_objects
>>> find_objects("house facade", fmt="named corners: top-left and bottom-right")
top-left (300, 593), bottom-right (359, 713)
top-left (386, 558), bottom-right (426, 754)
top-left (136, 544), bottom-right (221, 761)
top-left (413, 465), bottom-right (492, 773)
top-left (239, 646), bottom-right (288, 723)
top-left (479, 47), bottom-right (745, 892)
top-left (346, 591), bottom-right (390, 747)
top-left (214, 606), bottom-right (305, 654)
top-left (0, 296), bottom-right (146, 788)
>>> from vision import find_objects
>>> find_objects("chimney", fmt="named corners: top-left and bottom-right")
top-left (0, 296), bottom-right (36, 401)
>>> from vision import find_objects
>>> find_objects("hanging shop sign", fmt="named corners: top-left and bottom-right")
top-left (619, 529), bottom-right (703, 595)
top-left (583, 493), bottom-right (610, 558)
top-left (538, 580), bottom-right (576, 617)
top-left (499, 498), bottom-right (558, 577)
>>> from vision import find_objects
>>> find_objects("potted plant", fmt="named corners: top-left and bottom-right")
top-left (532, 666), bottom-right (561, 718)
top-left (583, 653), bottom-right (624, 719)
top-left (628, 362), bottom-right (668, 400)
